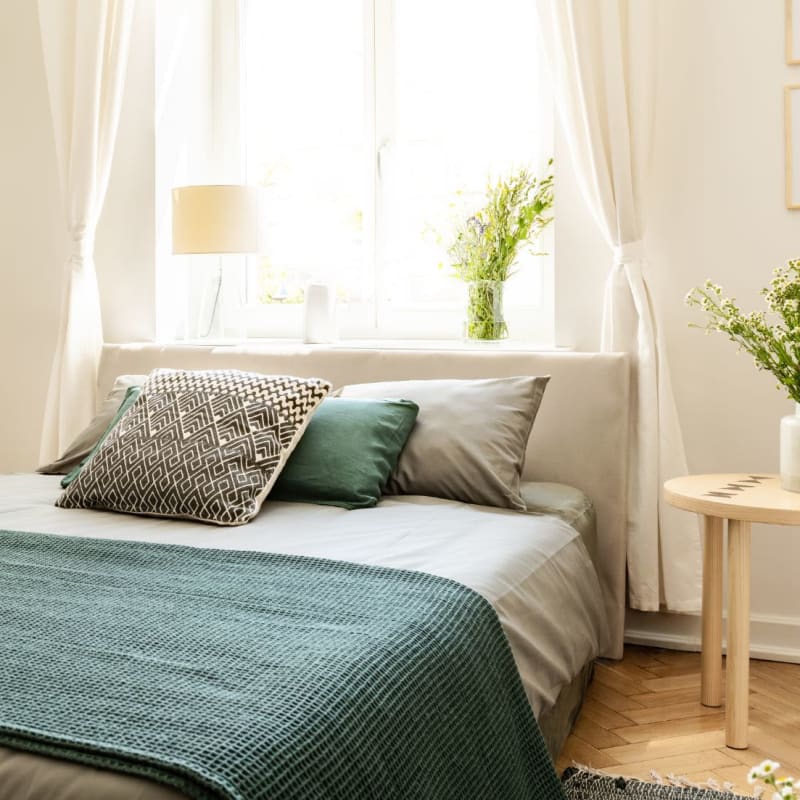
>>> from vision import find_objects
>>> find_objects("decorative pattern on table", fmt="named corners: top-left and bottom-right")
top-left (703, 475), bottom-right (769, 499)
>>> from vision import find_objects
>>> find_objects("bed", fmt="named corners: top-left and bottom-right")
top-left (0, 345), bottom-right (629, 799)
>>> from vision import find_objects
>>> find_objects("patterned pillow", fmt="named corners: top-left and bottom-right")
top-left (56, 369), bottom-right (331, 525)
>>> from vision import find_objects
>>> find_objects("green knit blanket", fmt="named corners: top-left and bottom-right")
top-left (0, 531), bottom-right (564, 800)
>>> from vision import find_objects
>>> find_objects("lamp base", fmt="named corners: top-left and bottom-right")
top-left (196, 256), bottom-right (245, 340)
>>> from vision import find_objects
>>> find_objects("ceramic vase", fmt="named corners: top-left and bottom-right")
top-left (780, 404), bottom-right (800, 492)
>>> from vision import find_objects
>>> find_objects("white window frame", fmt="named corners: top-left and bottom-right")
top-left (224, 0), bottom-right (554, 344)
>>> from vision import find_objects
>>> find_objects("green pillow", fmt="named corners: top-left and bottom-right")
top-left (60, 386), bottom-right (142, 489)
top-left (270, 397), bottom-right (419, 509)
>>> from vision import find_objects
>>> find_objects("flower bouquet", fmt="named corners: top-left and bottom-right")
top-left (447, 162), bottom-right (554, 340)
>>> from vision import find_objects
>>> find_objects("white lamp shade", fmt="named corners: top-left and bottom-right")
top-left (172, 184), bottom-right (263, 255)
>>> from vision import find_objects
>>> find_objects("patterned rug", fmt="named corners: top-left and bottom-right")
top-left (562, 767), bottom-right (756, 799)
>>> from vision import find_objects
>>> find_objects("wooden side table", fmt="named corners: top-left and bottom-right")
top-left (663, 474), bottom-right (800, 749)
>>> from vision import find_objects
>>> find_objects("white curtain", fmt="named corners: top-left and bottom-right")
top-left (536, 0), bottom-right (701, 611)
top-left (37, 0), bottom-right (135, 462)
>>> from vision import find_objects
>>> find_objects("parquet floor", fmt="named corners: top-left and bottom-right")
top-left (557, 646), bottom-right (800, 791)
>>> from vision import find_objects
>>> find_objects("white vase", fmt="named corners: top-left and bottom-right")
top-left (780, 404), bottom-right (800, 492)
top-left (302, 283), bottom-right (336, 344)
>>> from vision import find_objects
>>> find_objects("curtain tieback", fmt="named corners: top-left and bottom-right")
top-left (613, 239), bottom-right (645, 264)
top-left (69, 235), bottom-right (95, 263)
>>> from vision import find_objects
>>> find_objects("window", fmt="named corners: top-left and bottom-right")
top-left (188, 0), bottom-right (553, 341)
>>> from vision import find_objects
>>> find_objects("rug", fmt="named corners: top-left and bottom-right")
top-left (562, 767), bottom-right (757, 799)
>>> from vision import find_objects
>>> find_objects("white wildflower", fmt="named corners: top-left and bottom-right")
top-left (761, 760), bottom-right (781, 777)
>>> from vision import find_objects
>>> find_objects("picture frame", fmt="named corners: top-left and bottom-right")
top-left (788, 0), bottom-right (800, 64)
top-left (785, 85), bottom-right (800, 209)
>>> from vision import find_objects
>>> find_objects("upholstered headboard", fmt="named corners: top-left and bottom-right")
top-left (99, 343), bottom-right (629, 657)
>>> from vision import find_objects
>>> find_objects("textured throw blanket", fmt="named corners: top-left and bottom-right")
top-left (0, 531), bottom-right (565, 800)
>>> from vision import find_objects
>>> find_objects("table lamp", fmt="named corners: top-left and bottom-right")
top-left (172, 184), bottom-right (263, 338)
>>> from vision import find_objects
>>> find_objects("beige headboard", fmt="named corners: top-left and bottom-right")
top-left (99, 343), bottom-right (629, 657)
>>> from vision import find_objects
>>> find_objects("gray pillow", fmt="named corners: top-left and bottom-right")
top-left (37, 374), bottom-right (148, 475)
top-left (338, 376), bottom-right (549, 510)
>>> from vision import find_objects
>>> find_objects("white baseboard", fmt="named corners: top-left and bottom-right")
top-left (624, 609), bottom-right (800, 664)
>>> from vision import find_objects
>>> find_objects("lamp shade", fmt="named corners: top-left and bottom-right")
top-left (172, 184), bottom-right (263, 255)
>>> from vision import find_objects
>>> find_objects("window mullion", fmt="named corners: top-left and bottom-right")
top-left (363, 0), bottom-right (377, 324)
top-left (372, 0), bottom-right (395, 330)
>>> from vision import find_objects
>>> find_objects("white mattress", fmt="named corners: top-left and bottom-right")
top-left (0, 474), bottom-right (607, 718)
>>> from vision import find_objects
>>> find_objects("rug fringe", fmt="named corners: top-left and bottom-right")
top-left (564, 762), bottom-right (761, 797)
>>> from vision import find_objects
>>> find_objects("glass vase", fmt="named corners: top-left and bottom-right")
top-left (464, 280), bottom-right (508, 341)
top-left (780, 404), bottom-right (800, 492)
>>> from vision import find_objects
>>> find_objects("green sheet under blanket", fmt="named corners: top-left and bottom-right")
top-left (0, 530), bottom-right (565, 800)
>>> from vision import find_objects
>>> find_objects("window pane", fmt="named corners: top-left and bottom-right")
top-left (380, 0), bottom-right (550, 309)
top-left (243, 0), bottom-right (366, 305)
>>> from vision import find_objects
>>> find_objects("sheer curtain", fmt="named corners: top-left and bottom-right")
top-left (536, 0), bottom-right (701, 612)
top-left (37, 0), bottom-right (135, 462)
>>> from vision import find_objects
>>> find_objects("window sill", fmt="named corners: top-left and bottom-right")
top-left (164, 338), bottom-right (570, 353)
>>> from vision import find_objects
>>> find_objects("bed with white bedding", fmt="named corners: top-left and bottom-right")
top-left (0, 476), bottom-right (605, 799)
top-left (0, 346), bottom-right (629, 798)
top-left (0, 474), bottom-right (607, 718)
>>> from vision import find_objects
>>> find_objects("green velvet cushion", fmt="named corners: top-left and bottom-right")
top-left (60, 386), bottom-right (142, 489)
top-left (270, 397), bottom-right (419, 509)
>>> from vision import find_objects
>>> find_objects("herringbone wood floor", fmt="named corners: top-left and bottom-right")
top-left (557, 646), bottom-right (800, 791)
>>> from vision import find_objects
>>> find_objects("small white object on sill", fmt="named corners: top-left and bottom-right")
top-left (302, 283), bottom-right (337, 344)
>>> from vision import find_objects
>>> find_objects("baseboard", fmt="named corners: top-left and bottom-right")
top-left (624, 609), bottom-right (800, 664)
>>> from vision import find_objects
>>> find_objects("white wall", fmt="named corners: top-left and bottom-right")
top-left (0, 0), bottom-right (64, 473)
top-left (0, 0), bottom-right (797, 655)
top-left (556, 0), bottom-right (800, 658)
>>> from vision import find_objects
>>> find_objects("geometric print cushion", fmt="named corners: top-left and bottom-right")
top-left (56, 369), bottom-right (331, 526)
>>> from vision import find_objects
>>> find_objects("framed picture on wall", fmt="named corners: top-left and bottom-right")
top-left (788, 0), bottom-right (800, 64)
top-left (786, 86), bottom-right (800, 209)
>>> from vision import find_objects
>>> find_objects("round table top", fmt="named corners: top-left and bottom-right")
top-left (663, 474), bottom-right (800, 525)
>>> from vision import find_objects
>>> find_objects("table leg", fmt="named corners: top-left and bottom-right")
top-left (701, 515), bottom-right (723, 707)
top-left (726, 519), bottom-right (751, 749)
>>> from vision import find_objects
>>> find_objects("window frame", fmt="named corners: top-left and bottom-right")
top-left (228, 0), bottom-right (555, 344)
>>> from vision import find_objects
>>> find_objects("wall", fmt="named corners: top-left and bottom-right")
top-left (0, 0), bottom-right (797, 655)
top-left (556, 0), bottom-right (800, 659)
top-left (0, 0), bottom-right (64, 474)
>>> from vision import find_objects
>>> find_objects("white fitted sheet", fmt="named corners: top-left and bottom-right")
top-left (0, 474), bottom-right (607, 800)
